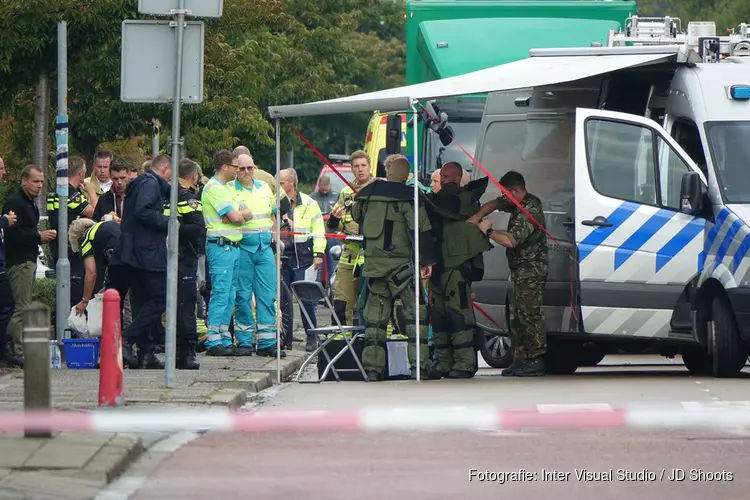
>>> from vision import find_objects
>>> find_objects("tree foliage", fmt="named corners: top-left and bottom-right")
top-left (0, 0), bottom-right (407, 186)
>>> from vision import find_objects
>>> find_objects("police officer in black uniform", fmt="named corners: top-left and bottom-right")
top-left (47, 156), bottom-right (96, 305)
top-left (164, 158), bottom-right (206, 370)
top-left (68, 219), bottom-right (121, 317)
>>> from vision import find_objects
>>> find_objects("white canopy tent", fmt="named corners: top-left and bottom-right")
top-left (268, 45), bottom-right (682, 382)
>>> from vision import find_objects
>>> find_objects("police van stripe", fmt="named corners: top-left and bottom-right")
top-left (578, 200), bottom-right (639, 262)
top-left (655, 217), bottom-right (705, 272)
top-left (732, 233), bottom-right (750, 274)
top-left (613, 208), bottom-right (674, 271)
top-left (704, 208), bottom-right (731, 253)
top-left (714, 218), bottom-right (744, 271)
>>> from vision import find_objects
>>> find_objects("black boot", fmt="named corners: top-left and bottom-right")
top-left (0, 343), bottom-right (23, 368)
top-left (121, 341), bottom-right (139, 369)
top-left (176, 346), bottom-right (200, 370)
top-left (256, 346), bottom-right (287, 358)
top-left (447, 370), bottom-right (474, 379)
top-left (139, 348), bottom-right (165, 370)
top-left (515, 357), bottom-right (545, 377)
top-left (501, 358), bottom-right (524, 376)
top-left (366, 370), bottom-right (381, 382)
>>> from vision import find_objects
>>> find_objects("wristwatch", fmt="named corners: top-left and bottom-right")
top-left (485, 228), bottom-right (494, 237)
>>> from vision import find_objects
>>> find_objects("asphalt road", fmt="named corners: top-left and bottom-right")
top-left (123, 355), bottom-right (750, 500)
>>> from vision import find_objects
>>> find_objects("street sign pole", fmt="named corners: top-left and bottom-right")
top-left (55, 21), bottom-right (70, 342)
top-left (164, 0), bottom-right (186, 388)
top-left (128, 0), bottom-right (218, 386)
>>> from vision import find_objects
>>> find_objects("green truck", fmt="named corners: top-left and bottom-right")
top-left (397, 0), bottom-right (638, 180)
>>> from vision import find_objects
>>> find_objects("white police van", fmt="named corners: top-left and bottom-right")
top-left (473, 16), bottom-right (750, 377)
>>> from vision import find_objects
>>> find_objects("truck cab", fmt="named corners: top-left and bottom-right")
top-left (473, 16), bottom-right (750, 376)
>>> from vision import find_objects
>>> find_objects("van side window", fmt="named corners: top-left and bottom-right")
top-left (656, 137), bottom-right (691, 210)
top-left (671, 120), bottom-right (707, 176)
top-left (585, 119), bottom-right (657, 206)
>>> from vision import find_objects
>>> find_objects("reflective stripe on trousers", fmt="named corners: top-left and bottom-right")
top-left (234, 243), bottom-right (277, 349)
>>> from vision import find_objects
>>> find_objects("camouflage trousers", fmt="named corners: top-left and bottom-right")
top-left (362, 265), bottom-right (430, 375)
top-left (509, 271), bottom-right (547, 361)
top-left (428, 267), bottom-right (478, 373)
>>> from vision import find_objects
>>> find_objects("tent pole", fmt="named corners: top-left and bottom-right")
top-left (411, 101), bottom-right (421, 382)
top-left (275, 118), bottom-right (282, 385)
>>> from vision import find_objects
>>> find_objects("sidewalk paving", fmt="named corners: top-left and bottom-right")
top-left (0, 344), bottom-right (310, 411)
top-left (0, 432), bottom-right (142, 499)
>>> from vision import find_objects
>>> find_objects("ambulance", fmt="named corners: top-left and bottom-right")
top-left (472, 16), bottom-right (750, 377)
top-left (363, 111), bottom-right (407, 178)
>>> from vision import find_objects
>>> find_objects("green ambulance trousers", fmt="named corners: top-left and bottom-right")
top-left (362, 265), bottom-right (430, 375)
top-left (428, 267), bottom-right (478, 374)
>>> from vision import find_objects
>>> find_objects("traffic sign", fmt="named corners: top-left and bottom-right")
top-left (120, 20), bottom-right (204, 104)
top-left (138, 0), bottom-right (223, 17)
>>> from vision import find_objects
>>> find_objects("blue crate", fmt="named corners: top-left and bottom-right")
top-left (62, 339), bottom-right (101, 369)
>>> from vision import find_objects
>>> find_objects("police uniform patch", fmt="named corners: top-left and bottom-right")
top-left (70, 192), bottom-right (81, 202)
top-left (187, 198), bottom-right (199, 209)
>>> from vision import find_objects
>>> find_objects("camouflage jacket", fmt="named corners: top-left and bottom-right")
top-left (496, 192), bottom-right (549, 276)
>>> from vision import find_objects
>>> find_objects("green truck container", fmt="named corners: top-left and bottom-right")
top-left (399, 0), bottom-right (638, 177)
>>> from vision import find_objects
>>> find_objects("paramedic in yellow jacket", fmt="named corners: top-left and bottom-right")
top-left (279, 168), bottom-right (326, 352)
top-left (233, 153), bottom-right (285, 358)
top-left (325, 150), bottom-right (376, 326)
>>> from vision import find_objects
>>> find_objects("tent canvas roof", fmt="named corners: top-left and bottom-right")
top-left (267, 46), bottom-right (682, 119)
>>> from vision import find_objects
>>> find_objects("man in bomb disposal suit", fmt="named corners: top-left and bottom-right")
top-left (424, 161), bottom-right (491, 379)
top-left (352, 154), bottom-right (436, 381)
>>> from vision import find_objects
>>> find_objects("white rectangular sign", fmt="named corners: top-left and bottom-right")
top-left (138, 0), bottom-right (223, 17)
top-left (120, 20), bottom-right (205, 104)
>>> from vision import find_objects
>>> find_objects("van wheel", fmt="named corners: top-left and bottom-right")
top-left (681, 346), bottom-right (712, 375)
top-left (479, 330), bottom-right (513, 368)
top-left (710, 296), bottom-right (748, 378)
top-left (544, 339), bottom-right (579, 375)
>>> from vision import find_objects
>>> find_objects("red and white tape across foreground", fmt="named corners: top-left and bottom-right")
top-left (1, 406), bottom-right (750, 434)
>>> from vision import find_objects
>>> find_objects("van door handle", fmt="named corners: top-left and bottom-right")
top-left (581, 216), bottom-right (613, 228)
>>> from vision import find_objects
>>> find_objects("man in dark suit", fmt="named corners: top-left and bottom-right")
top-left (111, 154), bottom-right (171, 369)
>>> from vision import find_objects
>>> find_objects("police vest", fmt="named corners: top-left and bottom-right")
top-left (201, 177), bottom-right (243, 242)
top-left (163, 196), bottom-right (203, 217)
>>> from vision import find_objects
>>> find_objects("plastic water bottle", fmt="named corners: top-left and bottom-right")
top-left (50, 340), bottom-right (61, 369)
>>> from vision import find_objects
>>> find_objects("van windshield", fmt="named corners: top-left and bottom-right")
top-left (705, 121), bottom-right (750, 204)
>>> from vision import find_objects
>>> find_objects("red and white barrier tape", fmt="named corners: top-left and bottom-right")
top-left (1, 406), bottom-right (749, 434)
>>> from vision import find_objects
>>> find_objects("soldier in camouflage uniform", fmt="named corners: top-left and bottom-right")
top-left (352, 154), bottom-right (436, 381)
top-left (326, 150), bottom-right (376, 325)
top-left (469, 171), bottom-right (549, 377)
top-left (424, 162), bottom-right (491, 379)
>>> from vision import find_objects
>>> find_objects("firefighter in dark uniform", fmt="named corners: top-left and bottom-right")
top-left (68, 219), bottom-right (121, 318)
top-left (163, 159), bottom-right (206, 370)
top-left (47, 156), bottom-right (96, 305)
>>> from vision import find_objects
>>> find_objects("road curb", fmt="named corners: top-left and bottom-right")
top-left (208, 389), bottom-right (247, 409)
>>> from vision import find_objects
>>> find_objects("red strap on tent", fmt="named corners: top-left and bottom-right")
top-left (417, 104), bottom-right (559, 244)
top-left (291, 127), bottom-right (358, 193)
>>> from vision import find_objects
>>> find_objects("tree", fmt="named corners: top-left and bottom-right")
top-left (0, 0), bottom-right (408, 186)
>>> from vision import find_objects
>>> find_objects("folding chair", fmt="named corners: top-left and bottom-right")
top-left (289, 280), bottom-right (367, 382)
